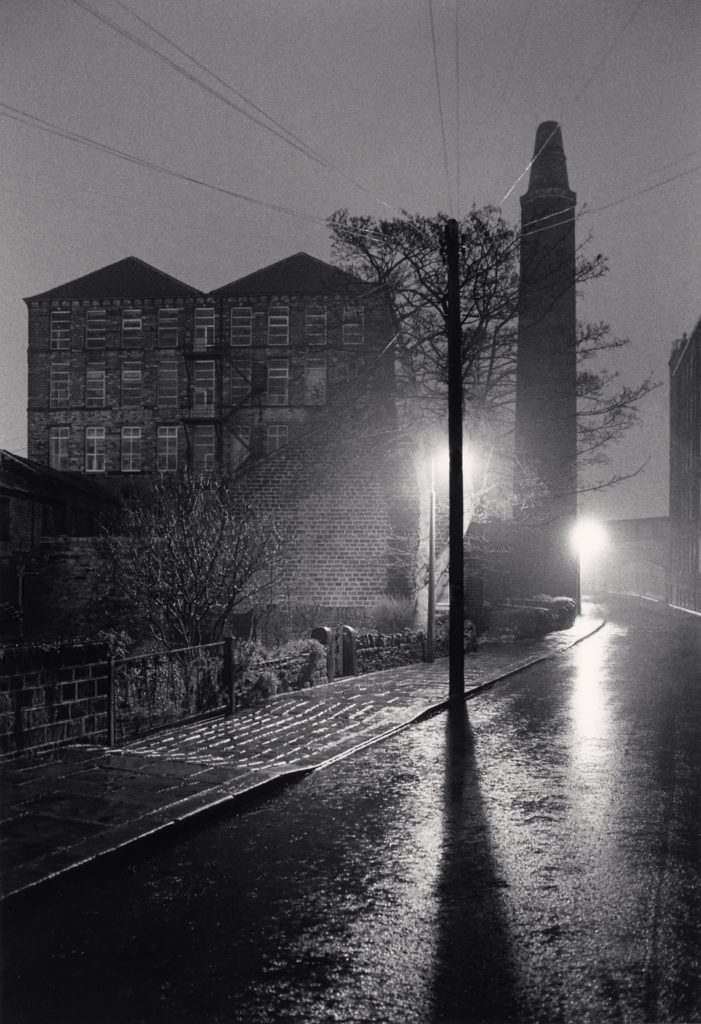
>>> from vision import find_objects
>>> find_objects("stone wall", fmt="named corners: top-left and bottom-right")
top-left (0, 641), bottom-right (109, 758)
top-left (24, 537), bottom-right (116, 641)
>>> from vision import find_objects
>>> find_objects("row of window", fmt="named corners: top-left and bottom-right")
top-left (48, 358), bottom-right (327, 409)
top-left (49, 423), bottom-right (288, 475)
top-left (48, 305), bottom-right (364, 349)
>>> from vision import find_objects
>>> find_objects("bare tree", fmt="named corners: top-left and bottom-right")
top-left (328, 206), bottom-right (657, 488)
top-left (106, 471), bottom-right (284, 650)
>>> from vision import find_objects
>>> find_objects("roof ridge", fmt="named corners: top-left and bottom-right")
top-left (24, 255), bottom-right (201, 302)
top-left (211, 251), bottom-right (363, 296)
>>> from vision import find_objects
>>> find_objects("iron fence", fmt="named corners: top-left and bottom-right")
top-left (108, 638), bottom-right (235, 744)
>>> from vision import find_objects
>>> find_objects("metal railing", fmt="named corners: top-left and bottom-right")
top-left (108, 638), bottom-right (235, 745)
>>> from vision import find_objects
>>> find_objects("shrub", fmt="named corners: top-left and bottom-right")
top-left (485, 605), bottom-right (558, 640)
top-left (235, 637), bottom-right (327, 704)
top-left (240, 668), bottom-right (280, 706)
top-left (518, 594), bottom-right (577, 629)
top-left (368, 594), bottom-right (417, 634)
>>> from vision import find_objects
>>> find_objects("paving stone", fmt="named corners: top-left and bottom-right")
top-left (0, 610), bottom-right (603, 900)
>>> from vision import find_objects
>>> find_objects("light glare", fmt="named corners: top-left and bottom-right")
top-left (571, 518), bottom-right (607, 555)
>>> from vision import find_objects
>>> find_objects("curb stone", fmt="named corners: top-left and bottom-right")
top-left (0, 609), bottom-right (605, 904)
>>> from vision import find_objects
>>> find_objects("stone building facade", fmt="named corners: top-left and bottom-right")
top-left (668, 316), bottom-right (701, 611)
top-left (24, 252), bottom-right (415, 626)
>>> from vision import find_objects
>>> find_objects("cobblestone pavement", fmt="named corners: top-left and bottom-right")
top-left (0, 607), bottom-right (603, 902)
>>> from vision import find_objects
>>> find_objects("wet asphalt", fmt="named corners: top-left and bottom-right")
top-left (1, 596), bottom-right (699, 1024)
top-left (0, 608), bottom-right (599, 903)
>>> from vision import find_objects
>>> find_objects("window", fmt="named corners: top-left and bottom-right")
top-left (305, 305), bottom-right (326, 343)
top-left (194, 307), bottom-right (215, 351)
top-left (193, 361), bottom-right (215, 416)
top-left (343, 305), bottom-right (364, 345)
top-left (85, 308), bottom-right (106, 349)
top-left (50, 311), bottom-right (71, 349)
top-left (304, 358), bottom-right (326, 405)
top-left (158, 362), bottom-right (178, 408)
top-left (49, 426), bottom-right (70, 471)
top-left (85, 364), bottom-right (106, 407)
top-left (85, 427), bottom-right (105, 473)
top-left (267, 424), bottom-right (288, 454)
top-left (231, 427), bottom-right (251, 470)
top-left (121, 426), bottom-right (142, 472)
top-left (231, 307), bottom-right (252, 347)
top-left (158, 308), bottom-right (179, 347)
top-left (122, 309), bottom-right (142, 347)
top-left (50, 363), bottom-right (70, 407)
top-left (121, 363), bottom-right (142, 407)
top-left (157, 426), bottom-right (178, 472)
top-left (267, 359), bottom-right (289, 405)
top-left (193, 425), bottom-right (216, 473)
top-left (268, 305), bottom-right (289, 345)
top-left (231, 358), bottom-right (252, 404)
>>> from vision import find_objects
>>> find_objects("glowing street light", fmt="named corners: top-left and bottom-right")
top-left (426, 444), bottom-right (477, 664)
top-left (571, 517), bottom-right (607, 612)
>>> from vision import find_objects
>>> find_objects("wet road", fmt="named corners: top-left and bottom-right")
top-left (2, 596), bottom-right (700, 1023)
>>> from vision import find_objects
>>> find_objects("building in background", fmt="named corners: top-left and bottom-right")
top-left (668, 317), bottom-right (701, 611)
top-left (513, 121), bottom-right (579, 600)
top-left (0, 450), bottom-right (116, 640)
top-left (23, 252), bottom-right (411, 633)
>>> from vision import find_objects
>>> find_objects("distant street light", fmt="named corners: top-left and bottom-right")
top-left (571, 518), bottom-right (607, 613)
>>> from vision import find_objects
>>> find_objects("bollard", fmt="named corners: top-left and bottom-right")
top-left (311, 627), bottom-right (333, 681)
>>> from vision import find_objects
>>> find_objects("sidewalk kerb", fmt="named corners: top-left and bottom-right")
top-left (0, 612), bottom-right (605, 905)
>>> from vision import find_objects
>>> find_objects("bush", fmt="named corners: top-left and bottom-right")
top-left (518, 594), bottom-right (577, 629)
top-left (368, 594), bottom-right (417, 633)
top-left (485, 605), bottom-right (558, 640)
top-left (240, 668), bottom-right (280, 706)
top-left (235, 637), bottom-right (327, 705)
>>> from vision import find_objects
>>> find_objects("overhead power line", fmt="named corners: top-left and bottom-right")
top-left (500, 0), bottom-right (647, 207)
top-left (571, 0), bottom-right (648, 106)
top-left (0, 102), bottom-right (324, 225)
top-left (427, 0), bottom-right (453, 216)
top-left (70, 0), bottom-right (398, 215)
top-left (589, 162), bottom-right (701, 215)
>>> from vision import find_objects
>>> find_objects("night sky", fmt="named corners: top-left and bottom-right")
top-left (1, 0), bottom-right (699, 519)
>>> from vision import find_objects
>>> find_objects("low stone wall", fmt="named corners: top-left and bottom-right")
top-left (252, 650), bottom-right (327, 691)
top-left (355, 630), bottom-right (430, 673)
top-left (0, 641), bottom-right (109, 759)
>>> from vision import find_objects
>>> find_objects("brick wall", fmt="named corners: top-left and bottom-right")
top-left (23, 280), bottom-right (421, 633)
top-left (0, 641), bottom-right (109, 758)
top-left (13, 440), bottom-right (420, 641)
top-left (236, 441), bottom-right (419, 609)
top-left (23, 537), bottom-right (117, 640)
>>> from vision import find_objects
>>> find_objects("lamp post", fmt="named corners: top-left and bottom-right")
top-left (445, 218), bottom-right (464, 698)
top-left (426, 457), bottom-right (436, 662)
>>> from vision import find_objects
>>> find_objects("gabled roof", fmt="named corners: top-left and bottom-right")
top-left (24, 256), bottom-right (201, 302)
top-left (211, 252), bottom-right (366, 297)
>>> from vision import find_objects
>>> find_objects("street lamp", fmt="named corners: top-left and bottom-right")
top-left (427, 457), bottom-right (436, 662)
top-left (571, 518), bottom-right (607, 613)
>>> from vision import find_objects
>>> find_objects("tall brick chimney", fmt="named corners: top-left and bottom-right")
top-left (513, 121), bottom-right (578, 599)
